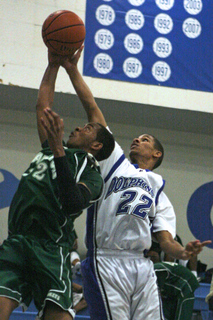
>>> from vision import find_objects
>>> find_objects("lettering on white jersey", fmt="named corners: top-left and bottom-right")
top-left (105, 176), bottom-right (154, 199)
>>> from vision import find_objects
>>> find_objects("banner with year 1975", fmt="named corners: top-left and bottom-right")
top-left (83, 0), bottom-right (213, 92)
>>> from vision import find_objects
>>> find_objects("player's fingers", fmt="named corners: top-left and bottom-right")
top-left (40, 117), bottom-right (48, 130)
top-left (190, 241), bottom-right (211, 255)
top-left (44, 108), bottom-right (61, 127)
top-left (70, 45), bottom-right (84, 62)
top-left (78, 45), bottom-right (84, 54)
top-left (201, 240), bottom-right (212, 247)
top-left (60, 119), bottom-right (65, 137)
top-left (43, 109), bottom-right (55, 128)
top-left (76, 46), bottom-right (84, 59)
top-left (44, 108), bottom-right (58, 118)
top-left (60, 119), bottom-right (64, 131)
top-left (48, 50), bottom-right (61, 65)
top-left (190, 240), bottom-right (201, 246)
top-left (192, 240), bottom-right (211, 249)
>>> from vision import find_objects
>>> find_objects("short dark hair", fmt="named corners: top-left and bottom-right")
top-left (152, 135), bottom-right (164, 170)
top-left (95, 124), bottom-right (115, 161)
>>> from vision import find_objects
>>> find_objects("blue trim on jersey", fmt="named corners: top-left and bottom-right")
top-left (81, 256), bottom-right (112, 320)
top-left (83, 202), bottom-right (113, 319)
top-left (104, 154), bottom-right (125, 183)
top-left (86, 203), bottom-right (96, 257)
top-left (155, 179), bottom-right (165, 206)
top-left (132, 163), bottom-right (139, 168)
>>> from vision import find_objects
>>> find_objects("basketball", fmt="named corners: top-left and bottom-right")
top-left (42, 10), bottom-right (86, 56)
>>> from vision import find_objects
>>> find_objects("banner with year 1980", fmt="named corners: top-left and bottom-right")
top-left (83, 0), bottom-right (213, 92)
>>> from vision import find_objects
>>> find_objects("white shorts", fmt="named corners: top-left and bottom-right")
top-left (82, 250), bottom-right (164, 320)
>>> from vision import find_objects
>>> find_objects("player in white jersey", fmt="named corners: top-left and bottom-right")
top-left (60, 48), bottom-right (211, 320)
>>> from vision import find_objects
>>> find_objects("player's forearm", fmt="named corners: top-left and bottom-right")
top-left (187, 255), bottom-right (197, 271)
top-left (54, 156), bottom-right (91, 214)
top-left (36, 64), bottom-right (60, 144)
top-left (66, 65), bottom-right (107, 126)
top-left (37, 64), bottom-right (60, 110)
top-left (160, 240), bottom-right (185, 260)
top-left (155, 230), bottom-right (186, 260)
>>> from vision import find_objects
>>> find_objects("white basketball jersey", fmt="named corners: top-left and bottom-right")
top-left (86, 141), bottom-right (176, 254)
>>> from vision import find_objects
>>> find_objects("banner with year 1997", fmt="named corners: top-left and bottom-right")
top-left (83, 0), bottom-right (213, 92)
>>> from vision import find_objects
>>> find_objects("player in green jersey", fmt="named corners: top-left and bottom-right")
top-left (0, 50), bottom-right (115, 320)
top-left (147, 241), bottom-right (199, 320)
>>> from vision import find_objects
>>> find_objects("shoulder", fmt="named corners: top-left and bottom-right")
top-left (65, 147), bottom-right (86, 156)
top-left (87, 153), bottom-right (101, 173)
top-left (145, 169), bottom-right (163, 180)
top-left (65, 148), bottom-right (88, 163)
top-left (144, 169), bottom-right (165, 190)
top-left (102, 141), bottom-right (124, 161)
top-left (99, 141), bottom-right (127, 179)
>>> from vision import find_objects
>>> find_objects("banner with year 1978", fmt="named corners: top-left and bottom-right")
top-left (83, 0), bottom-right (213, 92)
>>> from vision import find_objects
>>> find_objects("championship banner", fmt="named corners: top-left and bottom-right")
top-left (83, 0), bottom-right (213, 92)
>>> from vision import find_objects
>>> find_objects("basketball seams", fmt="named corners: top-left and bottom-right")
top-left (45, 41), bottom-right (78, 55)
top-left (42, 11), bottom-right (83, 32)
top-left (42, 11), bottom-right (73, 32)
top-left (46, 38), bottom-right (85, 45)
top-left (42, 10), bottom-right (86, 55)
top-left (44, 24), bottom-right (85, 36)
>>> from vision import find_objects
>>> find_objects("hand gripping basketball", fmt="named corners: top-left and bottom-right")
top-left (42, 10), bottom-right (86, 56)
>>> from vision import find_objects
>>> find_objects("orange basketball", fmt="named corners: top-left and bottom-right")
top-left (42, 10), bottom-right (86, 56)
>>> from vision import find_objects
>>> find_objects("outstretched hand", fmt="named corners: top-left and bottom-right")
top-left (48, 50), bottom-right (63, 66)
top-left (47, 46), bottom-right (84, 71)
top-left (61, 45), bottom-right (84, 70)
top-left (181, 239), bottom-right (211, 260)
top-left (41, 108), bottom-right (65, 157)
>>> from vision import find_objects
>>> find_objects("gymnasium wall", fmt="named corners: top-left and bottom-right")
top-left (0, 0), bottom-right (213, 269)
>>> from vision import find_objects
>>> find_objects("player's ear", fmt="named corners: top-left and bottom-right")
top-left (153, 150), bottom-right (162, 159)
top-left (90, 141), bottom-right (103, 152)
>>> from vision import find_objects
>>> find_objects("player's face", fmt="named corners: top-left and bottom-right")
top-left (66, 123), bottom-right (100, 151)
top-left (129, 134), bottom-right (156, 162)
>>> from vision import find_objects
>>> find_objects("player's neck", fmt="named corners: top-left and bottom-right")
top-left (133, 158), bottom-right (153, 171)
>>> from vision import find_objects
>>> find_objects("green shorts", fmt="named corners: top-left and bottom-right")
top-left (0, 234), bottom-right (75, 318)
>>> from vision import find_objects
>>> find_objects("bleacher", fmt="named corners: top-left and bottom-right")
top-left (11, 274), bottom-right (90, 320)
top-left (10, 300), bottom-right (90, 320)
top-left (11, 282), bottom-right (213, 320)
top-left (193, 283), bottom-right (213, 320)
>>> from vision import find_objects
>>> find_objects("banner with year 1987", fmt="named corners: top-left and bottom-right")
top-left (83, 0), bottom-right (213, 92)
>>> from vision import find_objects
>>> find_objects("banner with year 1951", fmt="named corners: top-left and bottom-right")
top-left (83, 0), bottom-right (213, 92)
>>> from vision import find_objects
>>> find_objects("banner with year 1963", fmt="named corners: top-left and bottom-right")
top-left (83, 0), bottom-right (213, 92)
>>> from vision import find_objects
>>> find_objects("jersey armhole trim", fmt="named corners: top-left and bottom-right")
top-left (155, 179), bottom-right (165, 206)
top-left (104, 154), bottom-right (125, 183)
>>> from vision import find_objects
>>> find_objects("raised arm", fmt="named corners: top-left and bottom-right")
top-left (36, 51), bottom-right (60, 144)
top-left (61, 47), bottom-right (107, 127)
top-left (40, 108), bottom-right (95, 215)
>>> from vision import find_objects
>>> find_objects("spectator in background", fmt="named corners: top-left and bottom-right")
top-left (72, 282), bottom-right (87, 314)
top-left (70, 234), bottom-right (87, 314)
top-left (147, 240), bottom-right (199, 320)
top-left (70, 236), bottom-right (81, 279)
top-left (205, 275), bottom-right (213, 310)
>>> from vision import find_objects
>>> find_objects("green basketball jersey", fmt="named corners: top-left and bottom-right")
top-left (154, 262), bottom-right (199, 295)
top-left (8, 146), bottom-right (103, 247)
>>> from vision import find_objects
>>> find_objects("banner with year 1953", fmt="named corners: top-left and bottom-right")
top-left (83, 0), bottom-right (213, 92)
